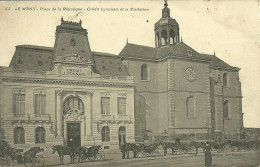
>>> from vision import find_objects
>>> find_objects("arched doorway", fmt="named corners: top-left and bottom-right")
top-left (63, 96), bottom-right (84, 147)
top-left (118, 126), bottom-right (126, 147)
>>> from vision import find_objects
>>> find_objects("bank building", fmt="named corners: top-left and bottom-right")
top-left (0, 1), bottom-right (243, 150)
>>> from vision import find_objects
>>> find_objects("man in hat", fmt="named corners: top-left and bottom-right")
top-left (204, 141), bottom-right (212, 167)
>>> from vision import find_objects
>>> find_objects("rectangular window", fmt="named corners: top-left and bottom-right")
top-left (14, 94), bottom-right (25, 115)
top-left (223, 101), bottom-right (229, 118)
top-left (35, 94), bottom-right (46, 116)
top-left (118, 98), bottom-right (126, 115)
top-left (101, 97), bottom-right (110, 115)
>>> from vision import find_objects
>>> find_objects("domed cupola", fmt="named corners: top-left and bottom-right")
top-left (154, 0), bottom-right (180, 48)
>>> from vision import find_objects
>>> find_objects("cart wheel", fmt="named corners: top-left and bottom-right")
top-left (24, 162), bottom-right (34, 167)
top-left (82, 154), bottom-right (89, 162)
top-left (24, 159), bottom-right (34, 167)
top-left (32, 155), bottom-right (45, 167)
top-left (88, 155), bottom-right (96, 162)
top-left (97, 150), bottom-right (105, 161)
top-left (8, 158), bottom-right (18, 167)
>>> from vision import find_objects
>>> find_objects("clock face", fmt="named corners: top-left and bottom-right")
top-left (185, 67), bottom-right (196, 82)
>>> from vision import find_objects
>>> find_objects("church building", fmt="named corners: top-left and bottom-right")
top-left (119, 0), bottom-right (243, 142)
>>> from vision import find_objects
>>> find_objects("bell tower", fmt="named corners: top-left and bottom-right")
top-left (155, 0), bottom-right (180, 48)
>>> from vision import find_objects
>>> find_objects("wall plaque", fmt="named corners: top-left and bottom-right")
top-left (61, 67), bottom-right (87, 77)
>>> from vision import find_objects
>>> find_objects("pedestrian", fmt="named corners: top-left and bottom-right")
top-left (120, 142), bottom-right (126, 159)
top-left (204, 141), bottom-right (212, 167)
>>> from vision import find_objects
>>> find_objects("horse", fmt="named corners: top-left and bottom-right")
top-left (52, 145), bottom-right (75, 165)
top-left (121, 143), bottom-right (143, 159)
top-left (210, 141), bottom-right (228, 152)
top-left (190, 141), bottom-right (206, 154)
top-left (160, 142), bottom-right (177, 156)
top-left (225, 140), bottom-right (243, 152)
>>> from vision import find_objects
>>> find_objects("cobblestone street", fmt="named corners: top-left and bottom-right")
top-left (41, 151), bottom-right (259, 167)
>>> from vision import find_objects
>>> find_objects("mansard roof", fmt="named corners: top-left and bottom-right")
top-left (9, 45), bottom-right (54, 71)
top-left (119, 42), bottom-right (240, 71)
top-left (8, 45), bottom-right (129, 76)
top-left (92, 52), bottom-right (129, 76)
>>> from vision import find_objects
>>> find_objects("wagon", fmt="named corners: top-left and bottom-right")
top-left (80, 145), bottom-right (105, 162)
top-left (0, 140), bottom-right (45, 167)
top-left (20, 147), bottom-right (45, 167)
top-left (0, 139), bottom-right (19, 166)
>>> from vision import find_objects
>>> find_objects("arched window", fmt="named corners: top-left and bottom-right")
top-left (223, 100), bottom-right (229, 118)
top-left (35, 127), bottom-right (46, 144)
top-left (161, 30), bottom-right (168, 45)
top-left (170, 29), bottom-right (175, 44)
top-left (186, 96), bottom-right (196, 118)
top-left (141, 64), bottom-right (149, 81)
top-left (63, 96), bottom-right (84, 115)
top-left (14, 127), bottom-right (25, 144)
top-left (102, 126), bottom-right (110, 142)
top-left (156, 32), bottom-right (160, 47)
top-left (223, 73), bottom-right (228, 87)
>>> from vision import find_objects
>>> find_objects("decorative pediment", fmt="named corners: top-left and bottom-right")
top-left (34, 90), bottom-right (46, 94)
top-left (118, 93), bottom-right (127, 98)
top-left (13, 88), bottom-right (26, 94)
top-left (100, 92), bottom-right (111, 97)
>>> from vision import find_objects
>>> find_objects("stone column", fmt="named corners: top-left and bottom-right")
top-left (87, 92), bottom-right (93, 136)
top-left (56, 90), bottom-right (63, 138)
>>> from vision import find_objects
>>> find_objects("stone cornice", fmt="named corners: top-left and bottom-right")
top-left (0, 77), bottom-right (135, 88)
top-left (169, 127), bottom-right (211, 129)
top-left (136, 89), bottom-right (210, 94)
top-left (121, 55), bottom-right (240, 71)
top-left (121, 55), bottom-right (211, 64)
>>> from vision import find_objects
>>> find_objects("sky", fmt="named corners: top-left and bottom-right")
top-left (0, 0), bottom-right (259, 128)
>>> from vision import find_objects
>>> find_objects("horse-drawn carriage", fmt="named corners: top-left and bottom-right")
top-left (80, 145), bottom-right (105, 162)
top-left (121, 138), bottom-right (259, 159)
top-left (120, 142), bottom-right (163, 159)
top-left (0, 140), bottom-right (45, 167)
top-left (52, 145), bottom-right (105, 165)
top-left (15, 147), bottom-right (45, 167)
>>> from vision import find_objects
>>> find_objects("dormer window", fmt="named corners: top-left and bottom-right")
top-left (188, 50), bottom-right (192, 56)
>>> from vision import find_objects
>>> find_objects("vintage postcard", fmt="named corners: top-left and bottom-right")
top-left (0, 0), bottom-right (259, 166)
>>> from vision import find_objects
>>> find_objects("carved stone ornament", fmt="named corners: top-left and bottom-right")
top-left (64, 109), bottom-right (84, 121)
top-left (56, 90), bottom-right (63, 96)
top-left (63, 54), bottom-right (86, 63)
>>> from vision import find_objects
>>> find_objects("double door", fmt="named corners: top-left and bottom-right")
top-left (67, 123), bottom-right (81, 147)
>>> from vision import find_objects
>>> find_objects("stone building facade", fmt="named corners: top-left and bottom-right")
top-left (119, 1), bottom-right (243, 142)
top-left (0, 19), bottom-right (135, 149)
